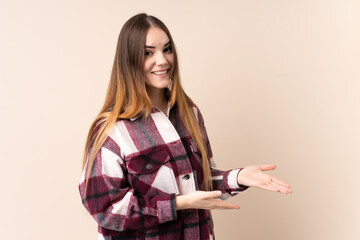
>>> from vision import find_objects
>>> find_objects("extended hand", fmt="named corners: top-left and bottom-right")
top-left (175, 190), bottom-right (240, 210)
top-left (237, 165), bottom-right (292, 194)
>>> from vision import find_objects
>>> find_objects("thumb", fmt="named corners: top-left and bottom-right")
top-left (206, 190), bottom-right (222, 199)
top-left (260, 164), bottom-right (276, 171)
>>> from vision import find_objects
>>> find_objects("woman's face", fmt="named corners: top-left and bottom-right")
top-left (143, 27), bottom-right (174, 91)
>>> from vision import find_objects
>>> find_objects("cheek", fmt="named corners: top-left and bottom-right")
top-left (168, 55), bottom-right (175, 66)
top-left (144, 59), bottom-right (152, 73)
top-left (166, 56), bottom-right (175, 74)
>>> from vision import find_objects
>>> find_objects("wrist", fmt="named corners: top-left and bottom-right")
top-left (236, 168), bottom-right (249, 188)
top-left (236, 168), bottom-right (243, 186)
top-left (175, 195), bottom-right (187, 210)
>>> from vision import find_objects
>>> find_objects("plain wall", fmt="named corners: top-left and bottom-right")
top-left (1, 0), bottom-right (359, 239)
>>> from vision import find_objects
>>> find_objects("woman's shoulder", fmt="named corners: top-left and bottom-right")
top-left (190, 103), bottom-right (206, 125)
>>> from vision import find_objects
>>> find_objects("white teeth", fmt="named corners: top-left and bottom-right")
top-left (153, 70), bottom-right (167, 75)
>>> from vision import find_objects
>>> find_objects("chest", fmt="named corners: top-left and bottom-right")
top-left (114, 109), bottom-right (204, 195)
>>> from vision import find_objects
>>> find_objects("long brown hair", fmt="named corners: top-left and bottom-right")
top-left (82, 13), bottom-right (212, 193)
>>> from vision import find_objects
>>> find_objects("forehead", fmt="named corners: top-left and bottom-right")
top-left (145, 27), bottom-right (170, 46)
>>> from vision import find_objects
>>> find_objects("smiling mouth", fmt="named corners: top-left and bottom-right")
top-left (152, 69), bottom-right (169, 75)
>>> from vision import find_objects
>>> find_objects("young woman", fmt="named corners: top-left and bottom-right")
top-left (79, 13), bottom-right (292, 240)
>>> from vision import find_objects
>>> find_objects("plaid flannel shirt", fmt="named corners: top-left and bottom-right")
top-left (79, 104), bottom-right (248, 240)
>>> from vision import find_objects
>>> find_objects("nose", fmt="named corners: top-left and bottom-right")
top-left (155, 52), bottom-right (167, 66)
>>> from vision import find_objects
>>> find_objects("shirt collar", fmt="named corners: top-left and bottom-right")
top-left (130, 101), bottom-right (172, 121)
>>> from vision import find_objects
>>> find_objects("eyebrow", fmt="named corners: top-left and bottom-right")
top-left (145, 41), bottom-right (171, 49)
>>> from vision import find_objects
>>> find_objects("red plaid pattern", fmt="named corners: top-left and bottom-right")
top-left (79, 104), bottom-right (248, 239)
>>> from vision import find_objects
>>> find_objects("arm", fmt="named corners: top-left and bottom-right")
top-left (194, 106), bottom-right (292, 196)
top-left (175, 164), bottom-right (292, 211)
top-left (175, 190), bottom-right (240, 210)
top-left (79, 127), bottom-right (177, 232)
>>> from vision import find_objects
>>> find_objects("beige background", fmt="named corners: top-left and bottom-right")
top-left (1, 0), bottom-right (359, 239)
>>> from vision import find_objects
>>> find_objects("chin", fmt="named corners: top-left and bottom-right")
top-left (146, 78), bottom-right (170, 89)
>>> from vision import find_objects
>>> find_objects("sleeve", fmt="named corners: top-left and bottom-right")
top-left (79, 125), bottom-right (177, 232)
top-left (194, 106), bottom-right (249, 200)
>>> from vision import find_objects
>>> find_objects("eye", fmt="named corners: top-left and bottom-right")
top-left (145, 51), bottom-right (152, 56)
top-left (164, 47), bottom-right (172, 53)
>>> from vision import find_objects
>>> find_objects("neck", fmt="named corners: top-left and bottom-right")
top-left (146, 86), bottom-right (168, 114)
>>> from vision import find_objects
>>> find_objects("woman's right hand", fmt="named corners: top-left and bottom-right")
top-left (175, 190), bottom-right (240, 210)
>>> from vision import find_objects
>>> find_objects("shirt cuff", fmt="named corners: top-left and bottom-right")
top-left (227, 169), bottom-right (241, 189)
top-left (227, 168), bottom-right (250, 191)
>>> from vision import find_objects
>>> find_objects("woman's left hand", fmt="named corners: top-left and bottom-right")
top-left (237, 165), bottom-right (292, 194)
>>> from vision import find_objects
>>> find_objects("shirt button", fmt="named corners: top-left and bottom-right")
top-left (182, 174), bottom-right (190, 180)
top-left (145, 164), bottom-right (153, 170)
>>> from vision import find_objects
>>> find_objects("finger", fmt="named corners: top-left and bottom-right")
top-left (259, 183), bottom-right (279, 192)
top-left (269, 181), bottom-right (292, 194)
top-left (277, 183), bottom-right (292, 194)
top-left (279, 186), bottom-right (292, 194)
top-left (274, 184), bottom-right (292, 194)
top-left (212, 199), bottom-right (240, 209)
top-left (205, 191), bottom-right (222, 199)
top-left (260, 164), bottom-right (276, 171)
top-left (271, 177), bottom-right (291, 188)
top-left (259, 177), bottom-right (292, 193)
